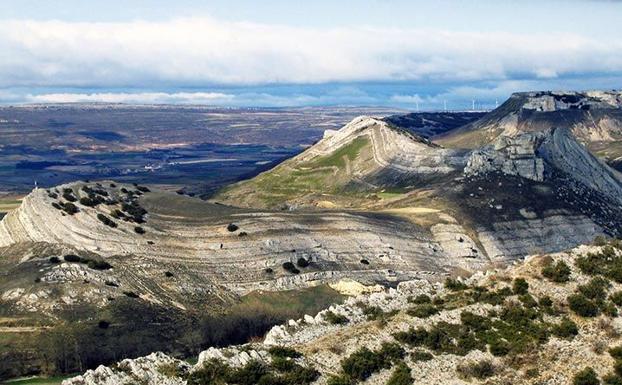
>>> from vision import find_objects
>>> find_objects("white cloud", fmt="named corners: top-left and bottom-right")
top-left (26, 91), bottom-right (234, 104)
top-left (0, 17), bottom-right (620, 89)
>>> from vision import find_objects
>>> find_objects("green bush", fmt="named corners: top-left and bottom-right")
top-left (410, 294), bottom-right (431, 304)
top-left (513, 278), bottom-right (529, 295)
top-left (445, 278), bottom-right (468, 291)
top-left (578, 277), bottom-right (610, 300)
top-left (227, 223), bottom-right (239, 232)
top-left (542, 260), bottom-right (572, 283)
top-left (62, 202), bottom-right (80, 215)
top-left (604, 374), bottom-right (622, 385)
top-left (407, 304), bottom-right (439, 318)
top-left (610, 292), bottom-right (622, 307)
top-left (97, 213), bottom-right (117, 228)
top-left (386, 362), bottom-right (413, 385)
top-left (539, 296), bottom-right (554, 307)
top-left (568, 294), bottom-right (600, 317)
top-left (552, 318), bottom-right (579, 339)
top-left (489, 339), bottom-right (510, 356)
top-left (326, 375), bottom-right (350, 385)
top-left (340, 343), bottom-right (404, 382)
top-left (610, 346), bottom-right (622, 360)
top-left (324, 311), bottom-right (349, 325)
top-left (49, 256), bottom-right (60, 263)
top-left (134, 226), bottom-right (145, 234)
top-left (411, 350), bottom-right (433, 361)
top-left (573, 367), bottom-right (600, 385)
top-left (268, 346), bottom-right (301, 359)
top-left (87, 259), bottom-right (113, 270)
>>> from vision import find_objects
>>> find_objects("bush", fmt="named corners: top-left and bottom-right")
top-left (410, 294), bottom-right (431, 304)
top-left (552, 317), bottom-right (579, 339)
top-left (610, 291), bottom-right (622, 306)
top-left (360, 259), bottom-right (369, 265)
top-left (340, 344), bottom-right (401, 382)
top-left (227, 223), bottom-right (239, 232)
top-left (603, 374), bottom-right (622, 385)
top-left (98, 320), bottom-right (110, 329)
top-left (407, 304), bottom-right (439, 318)
top-left (264, 268), bottom-right (273, 274)
top-left (411, 350), bottom-right (434, 361)
top-left (327, 375), bottom-right (350, 385)
top-left (539, 295), bottom-right (554, 307)
top-left (62, 189), bottom-right (77, 202)
top-left (296, 257), bottom-right (309, 268)
top-left (542, 260), bottom-right (572, 283)
top-left (386, 362), bottom-right (413, 385)
top-left (134, 226), bottom-right (145, 234)
top-left (513, 278), bottom-right (529, 295)
top-left (445, 278), bottom-right (468, 291)
top-left (324, 311), bottom-right (349, 325)
top-left (568, 294), bottom-right (600, 317)
top-left (573, 367), bottom-right (600, 385)
top-left (282, 262), bottom-right (300, 274)
top-left (123, 291), bottom-right (139, 298)
top-left (64, 254), bottom-right (82, 263)
top-left (609, 346), bottom-right (622, 360)
top-left (87, 259), bottom-right (113, 270)
top-left (164, 271), bottom-right (174, 278)
top-left (457, 360), bottom-right (495, 380)
top-left (268, 346), bottom-right (301, 359)
top-left (578, 277), bottom-right (610, 299)
top-left (136, 185), bottom-right (150, 193)
top-left (97, 213), bottom-right (117, 228)
top-left (62, 202), bottom-right (79, 215)
top-left (49, 256), bottom-right (60, 263)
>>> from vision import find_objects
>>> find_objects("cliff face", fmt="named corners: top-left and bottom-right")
top-left (436, 91), bottom-right (622, 171)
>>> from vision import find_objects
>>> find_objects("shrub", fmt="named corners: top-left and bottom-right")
top-left (238, 232), bottom-right (248, 237)
top-left (386, 362), bottom-right (413, 385)
top-left (164, 271), bottom-right (174, 278)
top-left (136, 185), bottom-right (150, 193)
top-left (611, 291), bottom-right (622, 306)
top-left (282, 262), bottom-right (300, 274)
top-left (62, 189), bottom-right (77, 202)
top-left (407, 304), bottom-right (439, 318)
top-left (445, 278), bottom-right (468, 291)
top-left (87, 259), bottom-right (113, 270)
top-left (410, 294), bottom-right (431, 304)
top-left (227, 223), bottom-right (239, 232)
top-left (568, 294), bottom-right (600, 317)
top-left (552, 317), bottom-right (579, 339)
top-left (49, 256), bottom-right (60, 263)
top-left (578, 277), bottom-right (610, 299)
top-left (603, 374), bottom-right (622, 385)
top-left (324, 311), bottom-right (349, 325)
top-left (539, 296), bottom-right (554, 307)
top-left (268, 346), bottom-right (301, 359)
top-left (97, 213), bottom-right (117, 228)
top-left (393, 327), bottom-right (428, 347)
top-left (264, 268), bottom-right (274, 274)
top-left (573, 367), bottom-right (600, 385)
top-left (134, 226), bottom-right (145, 234)
top-left (64, 254), bottom-right (82, 263)
top-left (340, 345), bottom-right (400, 382)
top-left (326, 375), bottom-right (350, 385)
top-left (51, 202), bottom-right (62, 210)
top-left (542, 260), bottom-right (572, 283)
top-left (123, 291), bottom-right (139, 298)
top-left (360, 259), bottom-right (370, 265)
top-left (296, 257), bottom-right (310, 268)
top-left (98, 320), bottom-right (110, 329)
top-left (457, 360), bottom-right (495, 380)
top-left (489, 339), bottom-right (510, 356)
top-left (62, 202), bottom-right (79, 215)
top-left (513, 278), bottom-right (529, 295)
top-left (609, 346), bottom-right (622, 360)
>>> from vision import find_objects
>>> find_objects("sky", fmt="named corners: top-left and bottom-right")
top-left (0, 0), bottom-right (621, 109)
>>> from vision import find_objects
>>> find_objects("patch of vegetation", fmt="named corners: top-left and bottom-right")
top-left (386, 362), bottom-right (413, 385)
top-left (457, 360), bottom-right (495, 380)
top-left (60, 202), bottom-right (79, 215)
top-left (512, 278), bottom-right (529, 295)
top-left (310, 136), bottom-right (369, 169)
top-left (411, 350), bottom-right (434, 361)
top-left (49, 256), bottom-right (60, 264)
top-left (576, 246), bottom-right (622, 283)
top-left (323, 311), bottom-right (349, 325)
top-left (445, 278), bottom-right (468, 291)
top-left (339, 342), bottom-right (405, 382)
top-left (227, 223), bottom-right (239, 232)
top-left (359, 259), bottom-right (369, 265)
top-left (573, 367), bottom-right (600, 385)
top-left (409, 294), bottom-right (431, 304)
top-left (282, 262), bottom-right (300, 274)
top-left (268, 346), bottom-right (301, 359)
top-left (121, 201), bottom-right (147, 223)
top-left (542, 260), bottom-right (572, 283)
top-left (97, 213), bottom-right (117, 228)
top-left (568, 294), bottom-right (600, 317)
top-left (407, 304), bottom-right (439, 318)
top-left (578, 277), bottom-right (610, 300)
top-left (610, 291), bottom-right (622, 306)
top-left (123, 291), bottom-right (140, 298)
top-left (134, 226), bottom-right (145, 234)
top-left (552, 317), bottom-right (579, 339)
top-left (62, 188), bottom-right (77, 202)
top-left (296, 257), bottom-right (309, 268)
top-left (187, 358), bottom-right (318, 385)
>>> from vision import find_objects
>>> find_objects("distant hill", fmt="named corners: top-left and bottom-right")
top-left (384, 111), bottom-right (487, 138)
top-left (435, 90), bottom-right (622, 171)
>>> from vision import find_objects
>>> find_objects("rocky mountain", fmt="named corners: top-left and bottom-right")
top-left (2, 90), bottom-right (622, 381)
top-left (61, 240), bottom-right (622, 385)
top-left (436, 90), bottom-right (622, 170)
top-left (383, 111), bottom-right (487, 139)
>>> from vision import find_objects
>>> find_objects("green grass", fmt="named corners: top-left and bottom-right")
top-left (310, 136), bottom-right (369, 169)
top-left (236, 285), bottom-right (345, 315)
top-left (2, 375), bottom-right (72, 385)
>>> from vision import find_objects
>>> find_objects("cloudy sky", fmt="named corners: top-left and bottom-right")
top-left (0, 0), bottom-right (621, 109)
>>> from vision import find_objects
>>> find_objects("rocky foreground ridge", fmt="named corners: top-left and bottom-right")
top-left (63, 240), bottom-right (622, 385)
